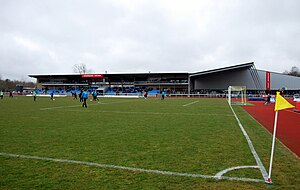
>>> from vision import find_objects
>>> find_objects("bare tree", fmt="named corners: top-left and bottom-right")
top-left (283, 66), bottom-right (300, 77)
top-left (72, 63), bottom-right (93, 74)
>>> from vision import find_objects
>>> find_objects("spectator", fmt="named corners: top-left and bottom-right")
top-left (264, 94), bottom-right (271, 105)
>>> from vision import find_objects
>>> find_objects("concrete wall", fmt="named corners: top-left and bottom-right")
top-left (257, 70), bottom-right (300, 90)
top-left (193, 69), bottom-right (257, 90)
top-left (192, 68), bottom-right (300, 91)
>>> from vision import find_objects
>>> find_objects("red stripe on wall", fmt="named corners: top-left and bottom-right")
top-left (266, 72), bottom-right (270, 90)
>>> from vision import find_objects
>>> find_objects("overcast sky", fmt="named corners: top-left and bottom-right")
top-left (0, 0), bottom-right (299, 81)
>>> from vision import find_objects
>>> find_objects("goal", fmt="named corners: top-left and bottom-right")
top-left (227, 86), bottom-right (247, 105)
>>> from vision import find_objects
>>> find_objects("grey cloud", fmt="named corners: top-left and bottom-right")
top-left (0, 0), bottom-right (299, 81)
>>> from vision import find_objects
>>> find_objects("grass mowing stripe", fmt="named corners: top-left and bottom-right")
top-left (0, 152), bottom-right (263, 183)
top-left (229, 104), bottom-right (268, 182)
top-left (40, 99), bottom-right (142, 110)
top-left (40, 105), bottom-right (82, 110)
top-left (40, 108), bottom-right (234, 117)
top-left (100, 99), bottom-right (142, 104)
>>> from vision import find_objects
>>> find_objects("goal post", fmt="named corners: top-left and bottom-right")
top-left (227, 86), bottom-right (247, 105)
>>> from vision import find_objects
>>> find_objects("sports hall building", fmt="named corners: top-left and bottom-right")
top-left (28, 62), bottom-right (300, 96)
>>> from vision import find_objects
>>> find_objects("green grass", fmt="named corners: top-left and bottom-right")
top-left (0, 96), bottom-right (299, 189)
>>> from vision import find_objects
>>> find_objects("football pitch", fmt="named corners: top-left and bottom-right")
top-left (0, 96), bottom-right (299, 189)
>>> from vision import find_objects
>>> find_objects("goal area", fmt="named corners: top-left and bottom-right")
top-left (227, 86), bottom-right (247, 105)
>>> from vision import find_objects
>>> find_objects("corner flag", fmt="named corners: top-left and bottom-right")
top-left (267, 92), bottom-right (295, 183)
top-left (274, 92), bottom-right (295, 111)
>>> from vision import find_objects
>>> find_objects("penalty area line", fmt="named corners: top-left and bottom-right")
top-left (40, 104), bottom-right (105, 110)
top-left (182, 101), bottom-right (199, 107)
top-left (0, 152), bottom-right (263, 183)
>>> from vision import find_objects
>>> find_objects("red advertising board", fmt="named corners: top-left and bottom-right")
top-left (266, 72), bottom-right (270, 90)
top-left (82, 74), bottom-right (104, 78)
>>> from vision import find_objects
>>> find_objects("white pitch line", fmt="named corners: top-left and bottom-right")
top-left (0, 152), bottom-right (263, 183)
top-left (241, 108), bottom-right (300, 159)
top-left (215, 165), bottom-right (260, 178)
top-left (228, 104), bottom-right (269, 182)
top-left (182, 101), bottom-right (199, 107)
top-left (40, 104), bottom-right (104, 110)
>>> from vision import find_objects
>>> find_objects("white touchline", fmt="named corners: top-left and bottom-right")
top-left (182, 101), bottom-right (199, 107)
top-left (242, 108), bottom-right (300, 159)
top-left (0, 152), bottom-right (263, 183)
top-left (228, 104), bottom-right (269, 182)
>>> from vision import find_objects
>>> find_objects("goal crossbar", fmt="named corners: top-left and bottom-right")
top-left (227, 86), bottom-right (247, 105)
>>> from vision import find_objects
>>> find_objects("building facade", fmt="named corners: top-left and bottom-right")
top-left (29, 62), bottom-right (300, 95)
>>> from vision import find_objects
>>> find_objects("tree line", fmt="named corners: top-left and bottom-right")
top-left (283, 66), bottom-right (300, 77)
top-left (0, 78), bottom-right (35, 92)
top-left (0, 64), bottom-right (89, 92)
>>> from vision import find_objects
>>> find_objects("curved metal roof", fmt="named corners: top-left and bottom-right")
top-left (189, 62), bottom-right (254, 77)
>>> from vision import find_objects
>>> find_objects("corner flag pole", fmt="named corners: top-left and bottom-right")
top-left (267, 91), bottom-right (294, 183)
top-left (267, 110), bottom-right (278, 183)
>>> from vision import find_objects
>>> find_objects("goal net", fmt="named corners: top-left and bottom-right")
top-left (227, 86), bottom-right (247, 105)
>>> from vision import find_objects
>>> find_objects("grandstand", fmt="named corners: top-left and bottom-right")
top-left (28, 62), bottom-right (300, 96)
top-left (28, 72), bottom-right (189, 96)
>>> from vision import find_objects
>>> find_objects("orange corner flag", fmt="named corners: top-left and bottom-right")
top-left (274, 92), bottom-right (295, 111)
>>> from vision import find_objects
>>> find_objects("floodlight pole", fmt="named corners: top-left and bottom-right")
top-left (267, 111), bottom-right (278, 183)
